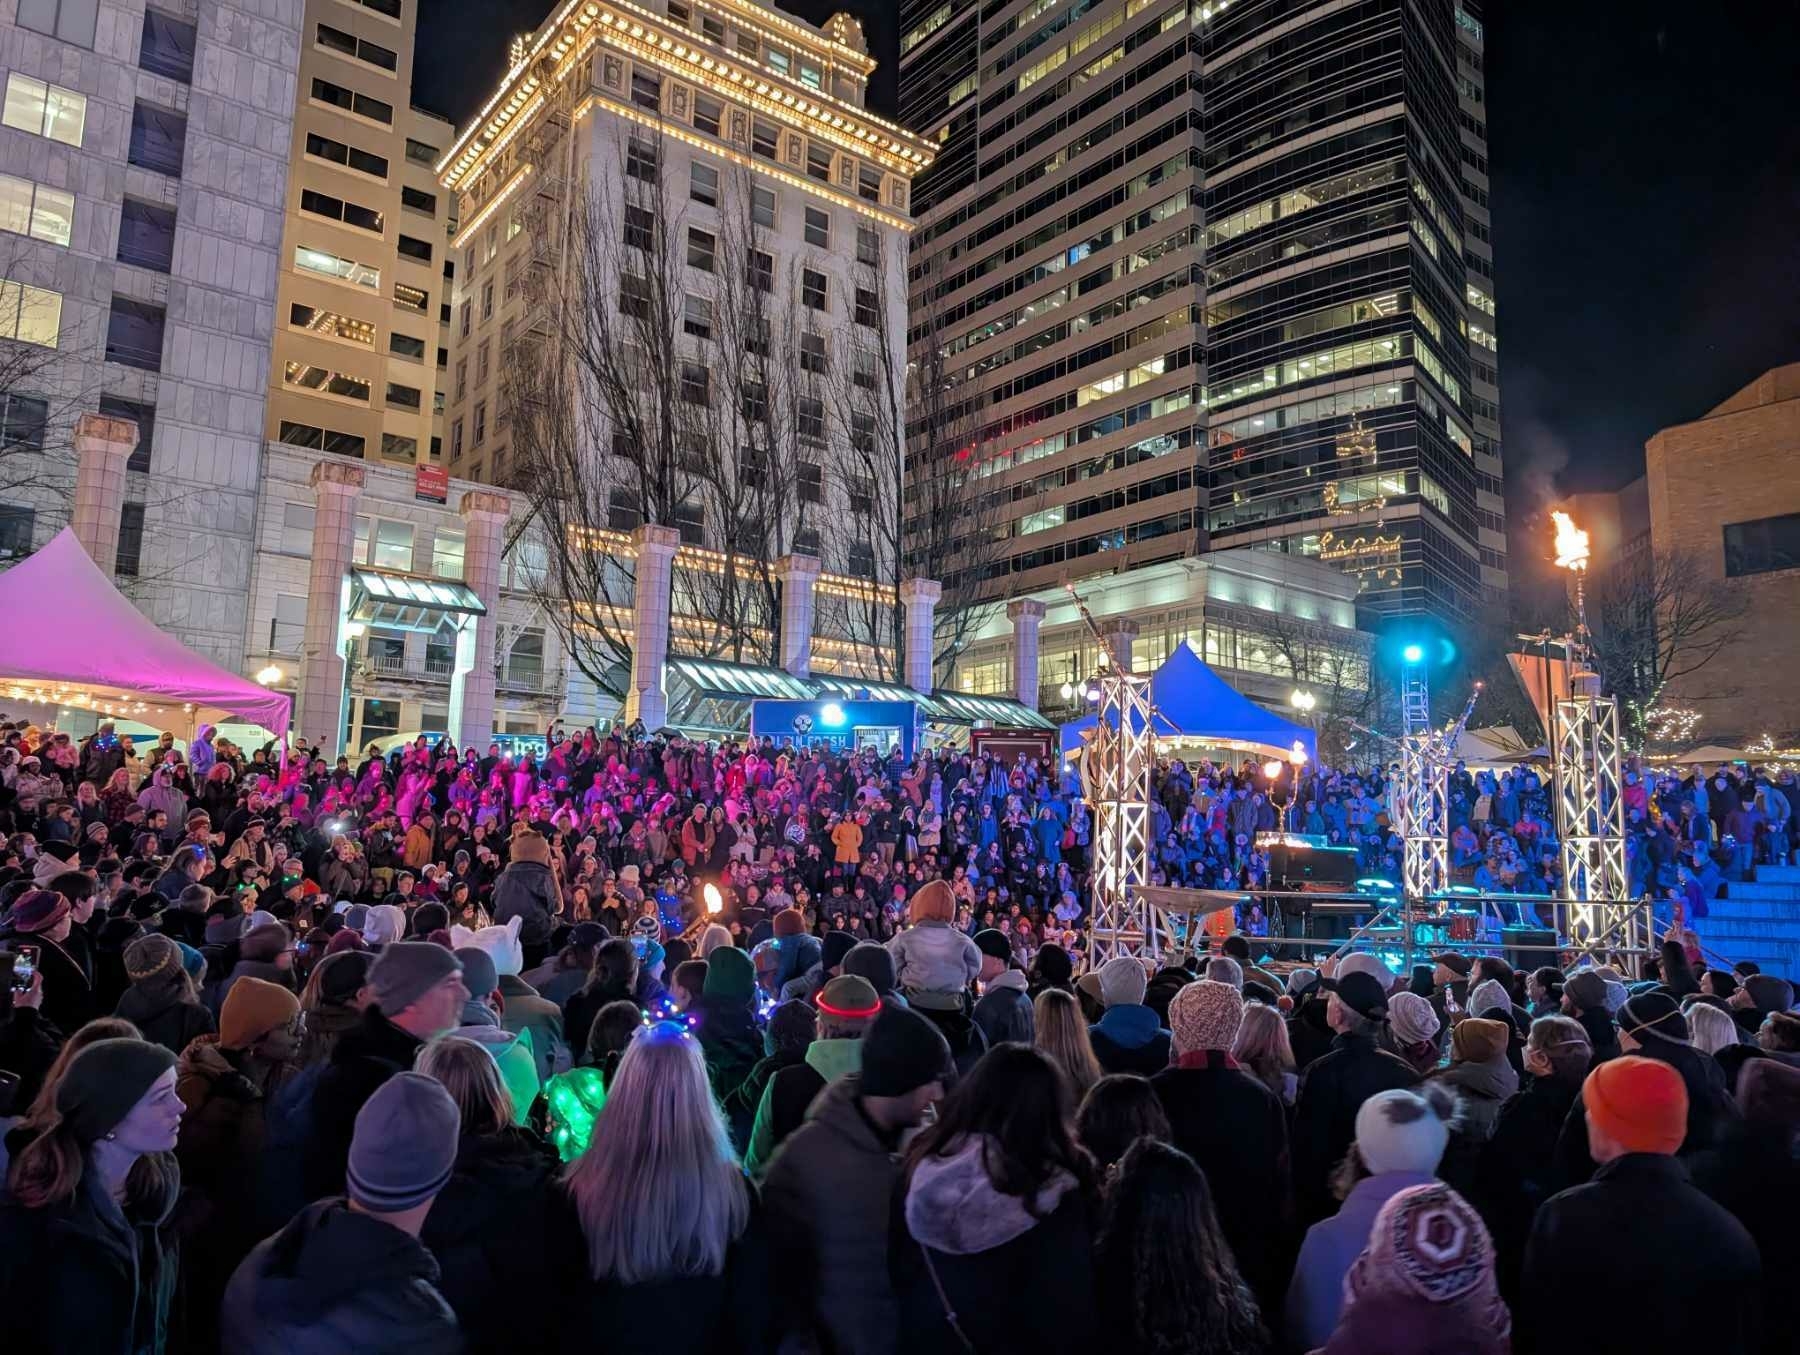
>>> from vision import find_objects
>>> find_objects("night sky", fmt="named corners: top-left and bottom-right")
top-left (414, 0), bottom-right (1800, 518)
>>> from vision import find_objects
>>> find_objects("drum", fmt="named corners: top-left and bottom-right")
top-left (1447, 911), bottom-right (1480, 942)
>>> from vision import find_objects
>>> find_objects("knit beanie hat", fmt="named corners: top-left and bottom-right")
top-left (454, 945), bottom-right (499, 998)
top-left (1342, 1183), bottom-right (1509, 1342)
top-left (973, 929), bottom-right (1012, 963)
top-left (1389, 991), bottom-right (1442, 1047)
top-left (55, 1038), bottom-right (176, 1144)
top-left (1168, 979), bottom-right (1243, 1053)
top-left (1452, 1017), bottom-right (1509, 1065)
top-left (1355, 1087), bottom-right (1451, 1175)
top-left (410, 902), bottom-right (449, 937)
top-left (312, 949), bottom-right (374, 1005)
top-left (1564, 970), bottom-right (1608, 1012)
top-left (860, 1004), bottom-right (950, 1098)
top-left (703, 944), bottom-right (756, 1003)
top-left (369, 940), bottom-right (463, 1014)
top-left (124, 933), bottom-right (182, 983)
top-left (820, 928), bottom-right (857, 973)
top-left (1098, 955), bottom-right (1148, 1008)
top-left (1583, 1054), bottom-right (1687, 1155)
top-left (771, 906), bottom-right (807, 938)
top-left (817, 974), bottom-right (881, 1023)
top-left (9, 888), bottom-right (70, 933)
top-left (364, 903), bottom-right (405, 946)
top-left (842, 940), bottom-right (897, 995)
top-left (1744, 974), bottom-right (1795, 1015)
top-left (219, 975), bottom-right (300, 1050)
top-left (1034, 944), bottom-right (1073, 986)
top-left (326, 927), bottom-right (370, 956)
top-left (765, 998), bottom-right (818, 1057)
top-left (1467, 979), bottom-right (1512, 1020)
top-left (699, 923), bottom-right (735, 959)
top-left (176, 942), bottom-right (206, 984)
top-left (239, 922), bottom-right (292, 964)
top-left (345, 1071), bottom-right (461, 1212)
top-left (1737, 1055), bottom-right (1800, 1126)
top-left (908, 878), bottom-right (957, 925)
top-left (1618, 991), bottom-right (1689, 1046)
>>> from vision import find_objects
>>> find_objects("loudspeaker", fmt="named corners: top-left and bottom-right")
top-left (1502, 927), bottom-right (1558, 968)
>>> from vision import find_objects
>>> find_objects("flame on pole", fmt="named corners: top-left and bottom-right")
top-left (1552, 510), bottom-right (1593, 661)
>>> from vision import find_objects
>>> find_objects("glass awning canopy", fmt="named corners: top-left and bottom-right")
top-left (665, 657), bottom-right (1056, 731)
top-left (348, 568), bottom-right (486, 633)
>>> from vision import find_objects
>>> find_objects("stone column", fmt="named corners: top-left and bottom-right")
top-left (898, 577), bottom-right (942, 693)
top-left (1099, 616), bottom-right (1141, 674)
top-left (1007, 598), bottom-right (1047, 710)
top-left (450, 489), bottom-right (512, 751)
top-left (775, 553), bottom-right (823, 677)
top-left (625, 523), bottom-right (681, 729)
top-left (296, 461), bottom-right (365, 754)
top-left (70, 412), bottom-right (139, 577)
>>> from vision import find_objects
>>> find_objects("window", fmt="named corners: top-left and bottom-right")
top-left (631, 69), bottom-right (662, 111)
top-left (853, 351), bottom-right (878, 392)
top-left (794, 526), bottom-right (820, 555)
top-left (851, 411), bottom-right (876, 455)
top-left (16, 0), bottom-right (98, 47)
top-left (626, 138), bottom-right (659, 182)
top-left (475, 339), bottom-right (492, 385)
top-left (106, 296), bottom-right (164, 370)
top-left (856, 224), bottom-right (881, 267)
top-left (381, 433), bottom-right (416, 462)
top-left (296, 244), bottom-right (378, 289)
top-left (0, 393), bottom-right (49, 455)
top-left (303, 131), bottom-right (388, 178)
top-left (317, 23), bottom-right (398, 70)
top-left (801, 268), bottom-right (827, 311)
top-left (372, 519), bottom-right (414, 571)
top-left (752, 119), bottom-right (778, 160)
top-left (311, 77), bottom-right (392, 124)
top-left (741, 381), bottom-right (768, 423)
top-left (301, 189), bottom-right (383, 233)
top-left (128, 102), bottom-right (186, 176)
top-left (397, 234), bottom-right (433, 264)
top-left (262, 592), bottom-right (306, 655)
top-left (683, 293), bottom-right (713, 340)
top-left (279, 421), bottom-right (365, 457)
top-left (458, 299), bottom-right (472, 336)
top-left (694, 95), bottom-right (722, 137)
top-left (806, 142), bottom-right (832, 183)
top-left (858, 165), bottom-right (882, 203)
top-left (854, 286), bottom-right (878, 328)
top-left (386, 381), bottom-right (421, 411)
top-left (279, 503), bottom-right (314, 554)
top-left (667, 1), bottom-right (690, 22)
top-left (290, 301), bottom-right (373, 346)
top-left (0, 174), bottom-right (73, 246)
top-left (737, 32), bottom-right (760, 59)
top-left (766, 47), bottom-right (790, 76)
top-left (98, 395), bottom-right (152, 471)
top-left (751, 186), bottom-right (776, 229)
top-left (389, 331), bottom-right (425, 360)
top-left (619, 274), bottom-right (651, 319)
top-left (284, 361), bottom-right (370, 401)
top-left (804, 206), bottom-right (830, 248)
top-left (673, 498), bottom-right (704, 545)
top-left (607, 486), bottom-right (642, 531)
top-left (453, 359), bottom-right (467, 399)
top-left (0, 505), bottom-right (34, 561)
top-left (473, 401), bottom-right (487, 445)
top-left (797, 462), bottom-right (822, 504)
top-left (701, 13), bottom-right (724, 41)
top-left (689, 162), bottom-right (718, 207)
top-left (799, 331), bottom-right (827, 374)
top-left (619, 203), bottom-right (652, 251)
top-left (450, 418), bottom-right (463, 459)
top-left (3, 75), bottom-right (85, 146)
top-left (747, 250), bottom-right (774, 292)
top-left (0, 282), bottom-right (61, 347)
top-left (114, 502), bottom-right (145, 577)
top-left (680, 362), bottom-right (710, 405)
top-left (1724, 513), bottom-right (1800, 579)
top-left (846, 544), bottom-right (875, 577)
top-left (686, 226), bottom-right (716, 273)
top-left (847, 474), bottom-right (875, 517)
top-left (798, 61), bottom-right (823, 91)
top-left (138, 10), bottom-right (196, 81)
top-left (429, 525), bottom-right (464, 579)
top-left (797, 396), bottom-right (824, 443)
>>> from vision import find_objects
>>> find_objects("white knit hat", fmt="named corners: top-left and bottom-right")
top-left (1355, 1086), bottom-right (1453, 1175)
top-left (1339, 951), bottom-right (1395, 988)
top-left (1388, 991), bottom-right (1442, 1046)
top-left (1098, 955), bottom-right (1148, 1008)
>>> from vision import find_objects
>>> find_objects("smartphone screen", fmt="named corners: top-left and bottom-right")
top-left (11, 944), bottom-right (38, 993)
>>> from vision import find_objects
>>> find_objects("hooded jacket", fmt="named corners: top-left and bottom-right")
top-left (971, 969), bottom-right (1033, 1049)
top-left (891, 1135), bottom-right (1098, 1355)
top-left (220, 1199), bottom-right (459, 1355)
top-left (1087, 1003), bottom-right (1172, 1076)
top-left (745, 1036), bottom-right (863, 1180)
top-left (454, 1009), bottom-right (541, 1126)
top-left (1286, 1169), bottom-right (1439, 1351)
top-left (1431, 1052), bottom-right (1519, 1143)
top-left (492, 851), bottom-right (561, 948)
top-left (885, 920), bottom-right (981, 995)
top-left (115, 981), bottom-right (216, 1057)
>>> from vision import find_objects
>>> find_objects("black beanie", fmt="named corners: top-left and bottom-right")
top-left (860, 1005), bottom-right (950, 1098)
top-left (973, 929), bottom-right (1012, 963)
top-left (1033, 944), bottom-right (1074, 986)
top-left (1618, 991), bottom-right (1689, 1046)
top-left (55, 1039), bottom-right (176, 1144)
top-left (821, 929), bottom-right (857, 973)
top-left (842, 941), bottom-right (897, 995)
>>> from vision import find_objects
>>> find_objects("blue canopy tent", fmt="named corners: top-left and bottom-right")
top-left (1059, 642), bottom-right (1317, 764)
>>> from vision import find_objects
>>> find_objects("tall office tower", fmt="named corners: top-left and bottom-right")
top-left (0, 1), bottom-right (304, 665)
top-left (268, 0), bottom-right (454, 470)
top-left (902, 0), bottom-right (1500, 626)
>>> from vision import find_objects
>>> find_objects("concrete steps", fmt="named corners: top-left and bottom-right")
top-left (1708, 867), bottom-right (1800, 977)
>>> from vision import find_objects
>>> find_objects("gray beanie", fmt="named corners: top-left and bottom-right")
top-left (454, 946), bottom-right (499, 998)
top-left (1098, 955), bottom-right (1147, 1008)
top-left (1467, 979), bottom-right (1511, 1020)
top-left (346, 1072), bottom-right (460, 1212)
top-left (369, 941), bottom-right (462, 1014)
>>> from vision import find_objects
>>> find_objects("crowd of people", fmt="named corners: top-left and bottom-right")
top-left (0, 715), bottom-right (1794, 1353)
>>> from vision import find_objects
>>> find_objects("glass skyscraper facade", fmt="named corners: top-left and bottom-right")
top-left (900, 0), bottom-right (1506, 623)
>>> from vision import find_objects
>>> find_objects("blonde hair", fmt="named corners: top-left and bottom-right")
top-left (1034, 988), bottom-right (1104, 1101)
top-left (1233, 1003), bottom-right (1296, 1099)
top-left (562, 1024), bottom-right (749, 1284)
top-left (417, 1035), bottom-right (513, 1135)
top-left (1686, 1003), bottom-right (1740, 1057)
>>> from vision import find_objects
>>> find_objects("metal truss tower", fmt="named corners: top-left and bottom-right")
top-left (1555, 670), bottom-right (1636, 950)
top-left (1086, 665), bottom-right (1158, 963)
top-left (1397, 664), bottom-right (1448, 899)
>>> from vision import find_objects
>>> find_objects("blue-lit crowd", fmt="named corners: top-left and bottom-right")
top-left (0, 717), bottom-right (1794, 1354)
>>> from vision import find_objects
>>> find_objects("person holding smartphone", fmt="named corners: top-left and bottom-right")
top-left (0, 890), bottom-right (94, 1035)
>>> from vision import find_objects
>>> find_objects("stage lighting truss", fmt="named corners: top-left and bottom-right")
top-left (1086, 665), bottom-right (1160, 964)
top-left (1554, 677), bottom-right (1644, 955)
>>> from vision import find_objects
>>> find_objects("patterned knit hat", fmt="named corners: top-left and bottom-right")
top-left (1388, 991), bottom-right (1441, 1046)
top-left (1168, 979), bottom-right (1243, 1053)
top-left (124, 933), bottom-right (182, 983)
top-left (1342, 1182), bottom-right (1510, 1339)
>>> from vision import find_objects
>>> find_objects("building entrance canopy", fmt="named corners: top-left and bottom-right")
top-left (348, 567), bottom-right (486, 634)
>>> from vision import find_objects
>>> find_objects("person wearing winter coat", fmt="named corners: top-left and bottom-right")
top-left (970, 927), bottom-right (1033, 1048)
top-left (491, 830), bottom-right (562, 963)
top-left (886, 880), bottom-right (981, 997)
top-left (0, 1038), bottom-right (186, 1355)
top-left (1429, 1016), bottom-right (1518, 1145)
top-left (1087, 955), bottom-right (1172, 1075)
top-left (222, 1073), bottom-right (463, 1355)
top-left (215, 922), bottom-right (296, 1013)
top-left (416, 1037), bottom-right (560, 1355)
top-left (0, 889), bottom-right (97, 1036)
top-left (890, 1045), bottom-right (1099, 1355)
top-left (764, 1006), bottom-right (950, 1355)
top-left (1285, 1084), bottom-right (1459, 1351)
top-left (1150, 980), bottom-right (1291, 1313)
top-left (1519, 1057), bottom-right (1761, 1354)
top-left (1291, 971), bottom-right (1420, 1221)
top-left (449, 948), bottom-right (541, 1124)
top-left (450, 918), bottom-right (568, 1083)
top-left (1560, 969), bottom-right (1621, 1064)
top-left (777, 927), bottom-right (856, 1005)
top-left (689, 946), bottom-right (766, 1146)
top-left (745, 975), bottom-right (878, 1179)
top-left (114, 933), bottom-right (216, 1056)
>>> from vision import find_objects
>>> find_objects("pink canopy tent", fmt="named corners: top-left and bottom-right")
top-left (0, 527), bottom-right (291, 734)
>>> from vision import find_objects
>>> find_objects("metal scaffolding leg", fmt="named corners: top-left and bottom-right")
top-left (1555, 676), bottom-right (1629, 950)
top-left (1400, 735), bottom-right (1448, 899)
top-left (1088, 669), bottom-right (1157, 963)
